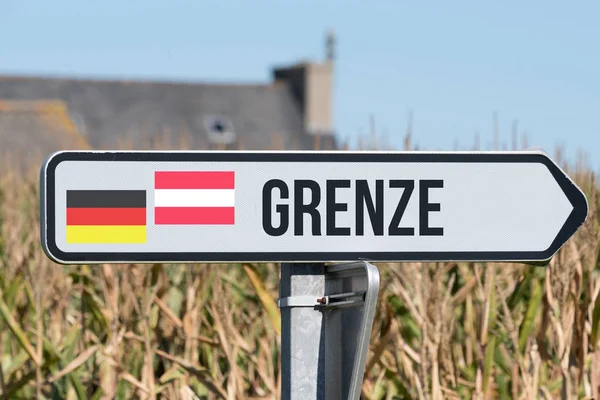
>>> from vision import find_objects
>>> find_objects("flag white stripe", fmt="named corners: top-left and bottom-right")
top-left (154, 189), bottom-right (235, 207)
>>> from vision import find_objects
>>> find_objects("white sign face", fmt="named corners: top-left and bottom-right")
top-left (40, 151), bottom-right (588, 264)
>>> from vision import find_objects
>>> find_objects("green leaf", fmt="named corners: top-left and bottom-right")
top-left (41, 335), bottom-right (62, 363)
top-left (189, 377), bottom-right (209, 397)
top-left (4, 356), bottom-right (60, 398)
top-left (4, 274), bottom-right (24, 308)
top-left (493, 345), bottom-right (512, 376)
top-left (591, 289), bottom-right (600, 348)
top-left (82, 290), bottom-right (109, 333)
top-left (459, 364), bottom-right (476, 381)
top-left (0, 289), bottom-right (39, 365)
top-left (158, 365), bottom-right (185, 385)
top-left (488, 271), bottom-right (497, 331)
top-left (70, 373), bottom-right (89, 400)
top-left (507, 272), bottom-right (532, 310)
top-left (495, 372), bottom-right (511, 400)
top-left (62, 324), bottom-right (82, 360)
top-left (243, 264), bottom-right (281, 335)
top-left (4, 369), bottom-right (37, 398)
top-left (4, 350), bottom-right (30, 378)
top-left (41, 324), bottom-right (88, 400)
top-left (483, 336), bottom-right (496, 395)
top-left (115, 378), bottom-right (130, 400)
top-left (167, 287), bottom-right (184, 317)
top-left (150, 304), bottom-right (159, 329)
top-left (384, 368), bottom-right (411, 398)
top-left (90, 387), bottom-right (104, 400)
top-left (220, 272), bottom-right (254, 301)
top-left (518, 279), bottom-right (543, 354)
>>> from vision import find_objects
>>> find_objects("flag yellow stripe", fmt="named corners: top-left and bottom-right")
top-left (66, 225), bottom-right (146, 244)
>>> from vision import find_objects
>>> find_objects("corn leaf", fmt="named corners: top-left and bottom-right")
top-left (243, 264), bottom-right (281, 335)
top-left (591, 291), bottom-right (600, 349)
top-left (49, 345), bottom-right (99, 383)
top-left (90, 387), bottom-right (104, 400)
top-left (483, 336), bottom-right (496, 395)
top-left (4, 274), bottom-right (24, 308)
top-left (4, 350), bottom-right (29, 378)
top-left (518, 278), bottom-right (543, 354)
top-left (0, 289), bottom-right (39, 365)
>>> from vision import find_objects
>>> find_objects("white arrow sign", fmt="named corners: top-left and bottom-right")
top-left (40, 150), bottom-right (588, 264)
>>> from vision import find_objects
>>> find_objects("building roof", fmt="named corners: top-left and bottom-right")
top-left (0, 100), bottom-right (90, 172)
top-left (0, 75), bottom-right (327, 152)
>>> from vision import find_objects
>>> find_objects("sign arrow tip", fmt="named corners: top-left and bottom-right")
top-left (541, 155), bottom-right (589, 263)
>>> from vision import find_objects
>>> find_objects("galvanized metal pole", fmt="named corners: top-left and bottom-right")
top-left (280, 263), bottom-right (326, 400)
top-left (279, 261), bottom-right (380, 400)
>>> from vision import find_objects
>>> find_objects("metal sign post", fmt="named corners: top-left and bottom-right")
top-left (279, 261), bottom-right (379, 400)
top-left (39, 150), bottom-right (589, 400)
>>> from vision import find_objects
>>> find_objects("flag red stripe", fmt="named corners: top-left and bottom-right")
top-left (155, 207), bottom-right (235, 225)
top-left (67, 208), bottom-right (146, 225)
top-left (155, 171), bottom-right (235, 189)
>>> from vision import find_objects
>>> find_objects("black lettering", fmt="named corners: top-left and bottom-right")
top-left (420, 180), bottom-right (444, 236)
top-left (327, 180), bottom-right (351, 236)
top-left (262, 179), bottom-right (289, 236)
top-left (388, 180), bottom-right (415, 236)
top-left (356, 180), bottom-right (384, 236)
top-left (294, 180), bottom-right (322, 236)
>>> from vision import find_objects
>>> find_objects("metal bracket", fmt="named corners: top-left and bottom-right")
top-left (277, 295), bottom-right (320, 308)
top-left (278, 291), bottom-right (366, 309)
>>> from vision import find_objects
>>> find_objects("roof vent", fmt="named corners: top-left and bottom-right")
top-left (203, 115), bottom-right (236, 144)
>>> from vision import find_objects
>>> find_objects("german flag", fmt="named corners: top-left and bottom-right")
top-left (66, 190), bottom-right (147, 244)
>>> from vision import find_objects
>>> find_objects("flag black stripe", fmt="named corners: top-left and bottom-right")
top-left (67, 190), bottom-right (146, 208)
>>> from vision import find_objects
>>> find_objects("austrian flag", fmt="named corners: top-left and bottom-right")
top-left (154, 171), bottom-right (235, 225)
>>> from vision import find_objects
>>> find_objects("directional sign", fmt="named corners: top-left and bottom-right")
top-left (40, 151), bottom-right (588, 264)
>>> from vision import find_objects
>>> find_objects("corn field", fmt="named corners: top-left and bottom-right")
top-left (0, 141), bottom-right (599, 399)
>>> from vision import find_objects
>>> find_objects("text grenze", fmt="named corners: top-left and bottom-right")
top-left (262, 179), bottom-right (444, 237)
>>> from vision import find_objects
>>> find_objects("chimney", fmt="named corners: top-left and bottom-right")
top-left (273, 30), bottom-right (335, 136)
top-left (326, 28), bottom-right (335, 63)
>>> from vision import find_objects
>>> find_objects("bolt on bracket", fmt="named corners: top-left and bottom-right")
top-left (278, 291), bottom-right (366, 309)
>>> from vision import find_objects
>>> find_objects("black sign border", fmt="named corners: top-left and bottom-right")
top-left (41, 151), bottom-right (588, 264)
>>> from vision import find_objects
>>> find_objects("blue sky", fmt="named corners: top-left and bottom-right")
top-left (1, 0), bottom-right (598, 170)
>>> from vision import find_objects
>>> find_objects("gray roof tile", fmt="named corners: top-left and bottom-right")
top-left (0, 104), bottom-right (90, 172)
top-left (0, 75), bottom-right (327, 151)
